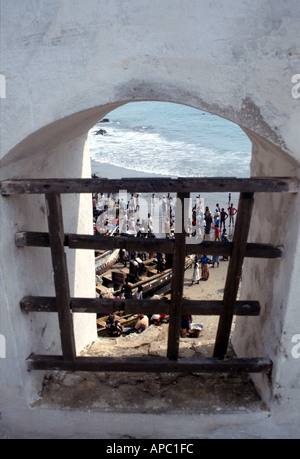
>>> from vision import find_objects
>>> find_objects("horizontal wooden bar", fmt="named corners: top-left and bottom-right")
top-left (15, 231), bottom-right (283, 258)
top-left (182, 299), bottom-right (261, 316)
top-left (26, 354), bottom-right (273, 374)
top-left (186, 241), bottom-right (283, 259)
top-left (68, 234), bottom-right (174, 253)
top-left (15, 231), bottom-right (68, 248)
top-left (1, 176), bottom-right (298, 195)
top-left (20, 296), bottom-right (261, 316)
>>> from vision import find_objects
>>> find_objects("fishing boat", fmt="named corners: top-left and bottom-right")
top-left (94, 224), bottom-right (120, 275)
top-left (95, 249), bottom-right (120, 276)
top-left (99, 255), bottom-right (193, 298)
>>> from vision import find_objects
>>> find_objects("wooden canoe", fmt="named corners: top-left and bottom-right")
top-left (95, 249), bottom-right (120, 276)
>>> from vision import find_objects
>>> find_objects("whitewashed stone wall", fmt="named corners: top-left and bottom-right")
top-left (0, 0), bottom-right (299, 439)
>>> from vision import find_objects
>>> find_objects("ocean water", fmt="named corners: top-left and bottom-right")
top-left (89, 101), bottom-right (251, 178)
top-left (88, 101), bottom-right (252, 211)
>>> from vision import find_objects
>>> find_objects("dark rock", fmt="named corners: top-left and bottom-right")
top-left (95, 129), bottom-right (107, 135)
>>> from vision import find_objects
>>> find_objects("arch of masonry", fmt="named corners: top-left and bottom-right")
top-left (1, 0), bottom-right (299, 439)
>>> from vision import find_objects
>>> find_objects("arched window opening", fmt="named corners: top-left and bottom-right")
top-left (4, 101), bottom-right (296, 413)
top-left (86, 101), bottom-right (252, 360)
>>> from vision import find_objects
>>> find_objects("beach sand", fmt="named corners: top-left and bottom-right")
top-left (90, 158), bottom-right (240, 211)
top-left (91, 159), bottom-right (163, 179)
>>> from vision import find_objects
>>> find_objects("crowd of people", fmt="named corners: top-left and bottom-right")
top-left (92, 190), bottom-right (177, 238)
top-left (92, 189), bottom-right (237, 242)
top-left (92, 185), bottom-right (238, 339)
top-left (190, 199), bottom-right (235, 283)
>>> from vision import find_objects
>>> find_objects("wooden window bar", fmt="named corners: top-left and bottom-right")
top-left (1, 176), bottom-right (298, 374)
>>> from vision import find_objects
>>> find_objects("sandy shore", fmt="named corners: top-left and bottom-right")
top-left (90, 158), bottom-right (240, 210)
top-left (91, 159), bottom-right (163, 179)
top-left (182, 254), bottom-right (230, 350)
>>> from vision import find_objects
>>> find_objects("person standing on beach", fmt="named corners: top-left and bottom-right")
top-left (204, 210), bottom-right (213, 236)
top-left (228, 193), bottom-right (231, 207)
top-left (155, 252), bottom-right (164, 273)
top-left (151, 193), bottom-right (155, 208)
top-left (220, 208), bottom-right (228, 230)
top-left (214, 212), bottom-right (220, 227)
top-left (214, 223), bottom-right (221, 241)
top-left (212, 255), bottom-right (220, 268)
top-left (221, 229), bottom-right (230, 260)
top-left (228, 203), bottom-right (237, 227)
top-left (128, 194), bottom-right (135, 214)
top-left (191, 257), bottom-right (200, 285)
top-left (121, 278), bottom-right (133, 299)
top-left (214, 204), bottom-right (220, 223)
top-left (200, 255), bottom-right (211, 281)
top-left (148, 213), bottom-right (153, 233)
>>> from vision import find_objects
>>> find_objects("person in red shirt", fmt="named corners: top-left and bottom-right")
top-left (227, 203), bottom-right (237, 227)
top-left (215, 224), bottom-right (221, 241)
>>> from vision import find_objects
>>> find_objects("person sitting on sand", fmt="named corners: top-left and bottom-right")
top-left (105, 314), bottom-right (123, 337)
top-left (180, 314), bottom-right (192, 337)
top-left (221, 230), bottom-right (230, 260)
top-left (150, 314), bottom-right (161, 326)
top-left (135, 314), bottom-right (149, 333)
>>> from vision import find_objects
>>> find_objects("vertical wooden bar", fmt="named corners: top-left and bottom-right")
top-left (213, 192), bottom-right (255, 359)
top-left (45, 194), bottom-right (76, 361)
top-left (167, 192), bottom-right (188, 360)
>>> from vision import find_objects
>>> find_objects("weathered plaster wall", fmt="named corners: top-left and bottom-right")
top-left (1, 0), bottom-right (300, 439)
top-left (1, 0), bottom-right (300, 163)
top-left (232, 131), bottom-right (300, 420)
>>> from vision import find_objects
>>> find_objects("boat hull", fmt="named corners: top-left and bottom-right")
top-left (95, 249), bottom-right (120, 276)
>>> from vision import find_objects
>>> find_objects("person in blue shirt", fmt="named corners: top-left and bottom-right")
top-left (200, 255), bottom-right (211, 280)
